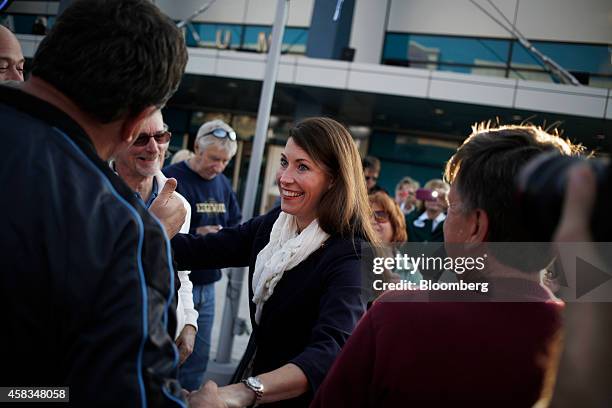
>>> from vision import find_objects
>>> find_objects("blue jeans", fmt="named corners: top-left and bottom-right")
top-left (178, 283), bottom-right (215, 391)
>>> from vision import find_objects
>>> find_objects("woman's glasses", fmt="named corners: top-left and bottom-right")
top-left (372, 210), bottom-right (390, 223)
top-left (133, 124), bottom-right (171, 146)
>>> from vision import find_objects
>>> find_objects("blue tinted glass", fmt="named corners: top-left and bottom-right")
top-left (8, 14), bottom-right (36, 34)
top-left (408, 35), bottom-right (510, 67)
top-left (381, 32), bottom-right (610, 86)
top-left (185, 23), bottom-right (242, 49)
top-left (183, 23), bottom-right (307, 53)
top-left (383, 34), bottom-right (510, 69)
top-left (383, 33), bottom-right (410, 60)
top-left (243, 25), bottom-right (270, 51)
top-left (242, 26), bottom-right (308, 54)
top-left (511, 41), bottom-right (612, 75)
top-left (6, 14), bottom-right (53, 35)
top-left (283, 28), bottom-right (308, 54)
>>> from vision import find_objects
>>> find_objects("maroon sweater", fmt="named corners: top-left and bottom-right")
top-left (312, 285), bottom-right (563, 407)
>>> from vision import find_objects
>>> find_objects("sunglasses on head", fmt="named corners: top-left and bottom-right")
top-left (373, 210), bottom-right (390, 223)
top-left (133, 124), bottom-right (171, 146)
top-left (203, 128), bottom-right (237, 141)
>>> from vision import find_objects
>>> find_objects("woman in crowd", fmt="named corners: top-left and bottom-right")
top-left (370, 191), bottom-right (407, 245)
top-left (369, 191), bottom-right (422, 286)
top-left (407, 178), bottom-right (449, 242)
top-left (394, 176), bottom-right (419, 216)
top-left (172, 117), bottom-right (378, 407)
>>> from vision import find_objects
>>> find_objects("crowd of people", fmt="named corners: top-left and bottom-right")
top-left (1, 0), bottom-right (609, 407)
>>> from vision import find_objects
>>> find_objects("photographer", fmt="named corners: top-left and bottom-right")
top-left (550, 164), bottom-right (612, 407)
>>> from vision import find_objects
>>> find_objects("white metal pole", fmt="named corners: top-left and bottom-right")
top-left (214, 0), bottom-right (289, 366)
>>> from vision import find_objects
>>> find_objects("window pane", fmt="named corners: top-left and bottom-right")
top-left (383, 33), bottom-right (510, 69)
top-left (282, 28), bottom-right (308, 54)
top-left (383, 33), bottom-right (410, 61)
top-left (242, 26), bottom-right (308, 54)
top-left (243, 25), bottom-right (270, 51)
top-left (408, 35), bottom-right (510, 67)
top-left (511, 41), bottom-right (611, 75)
top-left (185, 23), bottom-right (242, 49)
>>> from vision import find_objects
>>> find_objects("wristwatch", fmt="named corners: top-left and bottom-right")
top-left (242, 376), bottom-right (264, 402)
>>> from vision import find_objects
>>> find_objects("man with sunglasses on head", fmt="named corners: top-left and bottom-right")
top-left (113, 110), bottom-right (198, 367)
top-left (163, 119), bottom-right (242, 391)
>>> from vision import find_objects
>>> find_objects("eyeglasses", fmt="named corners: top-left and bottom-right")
top-left (365, 176), bottom-right (378, 182)
top-left (372, 210), bottom-right (390, 223)
top-left (133, 124), bottom-right (171, 146)
top-left (203, 128), bottom-right (237, 141)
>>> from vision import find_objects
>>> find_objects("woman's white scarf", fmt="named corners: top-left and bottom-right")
top-left (252, 211), bottom-right (330, 324)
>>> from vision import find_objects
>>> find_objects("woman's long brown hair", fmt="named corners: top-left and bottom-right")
top-left (289, 117), bottom-right (379, 245)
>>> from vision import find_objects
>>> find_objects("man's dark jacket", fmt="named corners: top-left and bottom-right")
top-left (0, 85), bottom-right (185, 407)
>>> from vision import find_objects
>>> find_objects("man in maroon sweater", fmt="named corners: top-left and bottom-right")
top-left (312, 125), bottom-right (581, 407)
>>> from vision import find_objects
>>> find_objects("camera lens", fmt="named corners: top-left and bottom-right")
top-left (516, 153), bottom-right (610, 242)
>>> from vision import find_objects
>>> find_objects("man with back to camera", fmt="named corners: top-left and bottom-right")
top-left (0, 0), bottom-right (221, 405)
top-left (163, 119), bottom-right (242, 391)
top-left (113, 110), bottom-right (199, 366)
top-left (0, 25), bottom-right (24, 81)
top-left (312, 124), bottom-right (581, 407)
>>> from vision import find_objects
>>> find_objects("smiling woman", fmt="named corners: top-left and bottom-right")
top-left (171, 117), bottom-right (379, 407)
top-left (277, 138), bottom-right (331, 232)
top-left (286, 117), bottom-right (379, 242)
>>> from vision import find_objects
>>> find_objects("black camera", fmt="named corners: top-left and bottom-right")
top-left (517, 153), bottom-right (611, 242)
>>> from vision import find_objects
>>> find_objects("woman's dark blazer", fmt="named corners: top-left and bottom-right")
top-left (171, 207), bottom-right (366, 407)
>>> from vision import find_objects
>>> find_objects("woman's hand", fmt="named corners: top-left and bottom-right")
top-left (214, 364), bottom-right (308, 407)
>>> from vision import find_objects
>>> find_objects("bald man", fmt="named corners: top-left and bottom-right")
top-left (0, 25), bottom-right (24, 81)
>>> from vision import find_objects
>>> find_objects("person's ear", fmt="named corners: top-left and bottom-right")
top-left (120, 106), bottom-right (158, 144)
top-left (467, 209), bottom-right (489, 244)
top-left (327, 175), bottom-right (336, 190)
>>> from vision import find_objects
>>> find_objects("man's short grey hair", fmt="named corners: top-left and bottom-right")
top-left (194, 119), bottom-right (238, 157)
